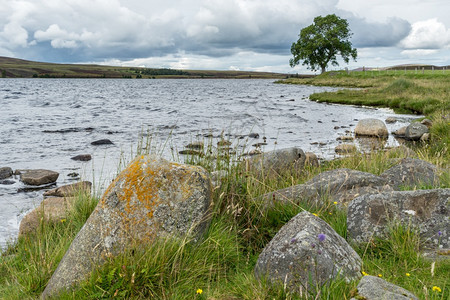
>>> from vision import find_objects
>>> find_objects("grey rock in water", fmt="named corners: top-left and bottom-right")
top-left (255, 211), bottom-right (362, 293)
top-left (20, 169), bottom-right (59, 186)
top-left (19, 196), bottom-right (78, 236)
top-left (380, 158), bottom-right (438, 190)
top-left (405, 123), bottom-right (428, 140)
top-left (71, 154), bottom-right (92, 161)
top-left (350, 275), bottom-right (418, 300)
top-left (392, 126), bottom-right (407, 137)
top-left (91, 139), bottom-right (114, 145)
top-left (43, 181), bottom-right (92, 198)
top-left (42, 154), bottom-right (212, 298)
top-left (244, 147), bottom-right (306, 179)
top-left (385, 117), bottom-right (398, 124)
top-left (347, 189), bottom-right (449, 249)
top-left (0, 167), bottom-right (13, 180)
top-left (260, 168), bottom-right (392, 207)
top-left (355, 119), bottom-right (389, 138)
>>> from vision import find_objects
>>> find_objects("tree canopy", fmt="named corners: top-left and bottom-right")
top-left (290, 14), bottom-right (357, 74)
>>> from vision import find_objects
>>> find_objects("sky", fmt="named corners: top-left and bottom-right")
top-left (0, 0), bottom-right (449, 74)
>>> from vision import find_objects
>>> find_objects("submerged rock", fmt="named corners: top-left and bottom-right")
top-left (255, 211), bottom-right (361, 293)
top-left (20, 169), bottom-right (59, 186)
top-left (91, 139), bottom-right (114, 145)
top-left (70, 154), bottom-right (92, 161)
top-left (42, 154), bottom-right (212, 298)
top-left (0, 167), bottom-right (13, 180)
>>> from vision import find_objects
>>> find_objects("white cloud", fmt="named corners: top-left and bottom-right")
top-left (401, 49), bottom-right (439, 58)
top-left (400, 19), bottom-right (450, 49)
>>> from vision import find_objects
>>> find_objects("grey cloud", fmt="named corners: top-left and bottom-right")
top-left (349, 17), bottom-right (411, 47)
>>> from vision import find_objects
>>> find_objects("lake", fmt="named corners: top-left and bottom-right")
top-left (0, 78), bottom-right (418, 248)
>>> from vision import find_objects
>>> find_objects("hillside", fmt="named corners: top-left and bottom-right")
top-left (0, 56), bottom-right (291, 79)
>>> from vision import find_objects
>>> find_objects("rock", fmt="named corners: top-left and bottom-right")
top-left (43, 181), bottom-right (92, 198)
top-left (71, 154), bottom-right (92, 161)
top-left (392, 126), bottom-right (407, 137)
top-left (405, 123), bottom-right (428, 141)
top-left (380, 158), bottom-right (438, 190)
top-left (305, 152), bottom-right (319, 167)
top-left (350, 275), bottom-right (418, 300)
top-left (20, 169), bottom-right (59, 186)
top-left (347, 189), bottom-right (449, 249)
top-left (336, 135), bottom-right (354, 141)
top-left (255, 211), bottom-right (361, 293)
top-left (0, 167), bottom-right (13, 180)
top-left (248, 132), bottom-right (260, 138)
top-left (19, 197), bottom-right (78, 236)
top-left (335, 144), bottom-right (357, 154)
top-left (178, 149), bottom-right (204, 156)
top-left (91, 139), bottom-right (114, 145)
top-left (244, 147), bottom-right (306, 179)
top-left (420, 118), bottom-right (433, 128)
top-left (385, 117), bottom-right (398, 124)
top-left (42, 155), bottom-right (212, 298)
top-left (420, 132), bottom-right (430, 141)
top-left (0, 179), bottom-right (15, 185)
top-left (185, 141), bottom-right (204, 150)
top-left (355, 119), bottom-right (389, 138)
top-left (261, 168), bottom-right (392, 207)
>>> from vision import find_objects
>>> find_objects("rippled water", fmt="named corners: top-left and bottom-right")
top-left (0, 78), bottom-right (418, 247)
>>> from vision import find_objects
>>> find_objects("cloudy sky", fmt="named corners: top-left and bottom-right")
top-left (1, 0), bottom-right (449, 73)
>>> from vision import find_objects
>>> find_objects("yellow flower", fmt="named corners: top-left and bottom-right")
top-left (196, 288), bottom-right (203, 294)
top-left (378, 274), bottom-right (382, 277)
top-left (329, 212), bottom-right (332, 215)
top-left (362, 271), bottom-right (368, 276)
top-left (312, 213), bottom-right (318, 217)
top-left (60, 219), bottom-right (66, 223)
top-left (406, 273), bottom-right (410, 277)
top-left (333, 201), bottom-right (338, 205)
top-left (432, 286), bottom-right (441, 292)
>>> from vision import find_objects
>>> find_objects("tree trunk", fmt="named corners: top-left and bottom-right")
top-left (321, 66), bottom-right (326, 74)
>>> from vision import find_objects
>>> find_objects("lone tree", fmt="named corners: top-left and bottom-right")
top-left (290, 14), bottom-right (357, 74)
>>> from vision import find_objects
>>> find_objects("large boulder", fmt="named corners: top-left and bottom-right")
top-left (350, 275), bottom-right (418, 300)
top-left (20, 169), bottom-right (59, 186)
top-left (355, 119), bottom-right (388, 138)
top-left (255, 211), bottom-right (362, 293)
top-left (43, 181), bottom-right (92, 198)
top-left (19, 196), bottom-right (78, 236)
top-left (0, 167), bottom-right (13, 180)
top-left (380, 158), bottom-right (438, 190)
top-left (347, 189), bottom-right (449, 249)
top-left (244, 147), bottom-right (306, 179)
top-left (260, 168), bottom-right (392, 207)
top-left (42, 154), bottom-right (212, 298)
top-left (405, 122), bottom-right (428, 140)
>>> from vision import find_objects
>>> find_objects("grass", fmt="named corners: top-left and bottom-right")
top-left (1, 71), bottom-right (449, 299)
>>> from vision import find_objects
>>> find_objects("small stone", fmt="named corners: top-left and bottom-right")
top-left (420, 133), bottom-right (430, 141)
top-left (0, 167), bottom-right (13, 180)
top-left (392, 126), bottom-right (407, 137)
top-left (71, 154), bottom-right (92, 161)
top-left (420, 119), bottom-right (433, 128)
top-left (248, 133), bottom-right (260, 138)
top-left (91, 139), bottom-right (114, 145)
top-left (20, 169), bottom-right (59, 186)
top-left (385, 117), bottom-right (397, 124)
top-left (355, 119), bottom-right (388, 138)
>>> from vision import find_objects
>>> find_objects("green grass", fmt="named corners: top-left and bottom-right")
top-left (1, 72), bottom-right (449, 299)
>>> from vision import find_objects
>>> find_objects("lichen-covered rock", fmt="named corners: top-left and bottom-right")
top-left (43, 181), bottom-right (92, 198)
top-left (42, 155), bottom-right (212, 298)
top-left (19, 196), bottom-right (78, 236)
top-left (350, 275), bottom-right (418, 300)
top-left (355, 119), bottom-right (388, 138)
top-left (0, 167), bottom-right (13, 180)
top-left (405, 122), bottom-right (428, 140)
top-left (20, 169), bottom-right (59, 186)
top-left (380, 158), bottom-right (438, 190)
top-left (244, 147), bottom-right (306, 178)
top-left (260, 168), bottom-right (392, 207)
top-left (347, 189), bottom-right (449, 249)
top-left (255, 211), bottom-right (361, 293)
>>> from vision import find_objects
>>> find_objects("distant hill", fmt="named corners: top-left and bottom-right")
top-left (0, 56), bottom-right (291, 79)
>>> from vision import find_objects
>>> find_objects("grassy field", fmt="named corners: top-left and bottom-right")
top-left (0, 72), bottom-right (449, 299)
top-left (0, 56), bottom-right (289, 79)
